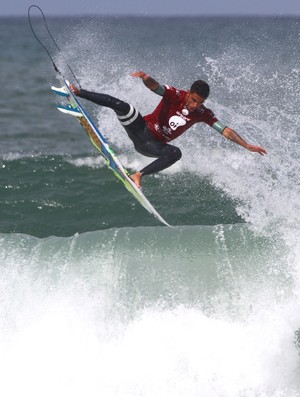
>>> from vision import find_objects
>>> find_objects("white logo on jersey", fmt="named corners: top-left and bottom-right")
top-left (169, 115), bottom-right (187, 131)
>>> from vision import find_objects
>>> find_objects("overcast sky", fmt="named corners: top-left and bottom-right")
top-left (2, 0), bottom-right (300, 16)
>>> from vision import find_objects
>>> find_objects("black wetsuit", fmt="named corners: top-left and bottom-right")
top-left (78, 90), bottom-right (182, 176)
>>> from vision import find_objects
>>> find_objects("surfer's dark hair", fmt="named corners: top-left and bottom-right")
top-left (190, 80), bottom-right (210, 99)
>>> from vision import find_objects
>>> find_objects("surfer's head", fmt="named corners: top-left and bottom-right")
top-left (190, 80), bottom-right (210, 99)
top-left (185, 80), bottom-right (209, 112)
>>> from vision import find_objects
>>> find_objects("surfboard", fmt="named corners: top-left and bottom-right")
top-left (51, 79), bottom-right (171, 227)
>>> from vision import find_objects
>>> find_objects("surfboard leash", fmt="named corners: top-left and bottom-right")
top-left (28, 5), bottom-right (82, 88)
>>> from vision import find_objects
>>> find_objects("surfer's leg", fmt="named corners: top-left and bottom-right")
top-left (127, 125), bottom-right (182, 174)
top-left (78, 90), bottom-right (132, 114)
top-left (78, 90), bottom-right (146, 130)
top-left (130, 142), bottom-right (181, 188)
top-left (124, 124), bottom-right (182, 182)
top-left (139, 144), bottom-right (182, 175)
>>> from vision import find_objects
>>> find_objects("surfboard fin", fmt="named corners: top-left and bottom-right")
top-left (51, 85), bottom-right (70, 97)
top-left (57, 104), bottom-right (83, 117)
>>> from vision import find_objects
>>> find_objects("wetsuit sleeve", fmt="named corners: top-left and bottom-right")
top-left (152, 84), bottom-right (165, 96)
top-left (212, 120), bottom-right (226, 134)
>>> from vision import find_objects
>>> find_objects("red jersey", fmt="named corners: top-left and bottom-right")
top-left (144, 85), bottom-right (218, 143)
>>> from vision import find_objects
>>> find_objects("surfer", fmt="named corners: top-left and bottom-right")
top-left (70, 72), bottom-right (267, 189)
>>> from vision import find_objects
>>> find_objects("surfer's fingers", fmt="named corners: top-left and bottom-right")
top-left (131, 71), bottom-right (146, 78)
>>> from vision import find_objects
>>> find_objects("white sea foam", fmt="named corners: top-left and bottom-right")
top-left (0, 225), bottom-right (299, 397)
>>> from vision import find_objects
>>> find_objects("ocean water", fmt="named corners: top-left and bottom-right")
top-left (1, 14), bottom-right (300, 396)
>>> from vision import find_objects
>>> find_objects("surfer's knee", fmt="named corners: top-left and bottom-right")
top-left (114, 99), bottom-right (131, 115)
top-left (170, 146), bottom-right (182, 162)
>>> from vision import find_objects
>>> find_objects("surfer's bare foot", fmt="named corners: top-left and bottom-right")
top-left (130, 172), bottom-right (142, 189)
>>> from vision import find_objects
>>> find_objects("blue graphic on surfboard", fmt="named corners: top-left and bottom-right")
top-left (51, 79), bottom-right (170, 227)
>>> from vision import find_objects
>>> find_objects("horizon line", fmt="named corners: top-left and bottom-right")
top-left (1, 12), bottom-right (300, 18)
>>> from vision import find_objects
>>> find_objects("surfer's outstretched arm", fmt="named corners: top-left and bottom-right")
top-left (222, 127), bottom-right (267, 155)
top-left (131, 71), bottom-right (165, 96)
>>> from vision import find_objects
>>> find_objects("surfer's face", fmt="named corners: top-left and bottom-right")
top-left (185, 92), bottom-right (206, 112)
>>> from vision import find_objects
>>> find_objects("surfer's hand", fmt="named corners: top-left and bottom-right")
top-left (131, 71), bottom-right (149, 81)
top-left (131, 72), bottom-right (160, 92)
top-left (70, 84), bottom-right (80, 95)
top-left (246, 144), bottom-right (267, 155)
